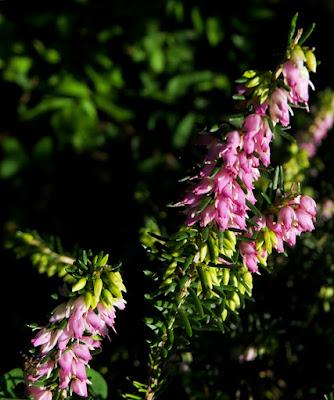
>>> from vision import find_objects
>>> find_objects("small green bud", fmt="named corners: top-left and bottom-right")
top-left (290, 45), bottom-right (305, 63)
top-left (305, 49), bottom-right (316, 72)
top-left (84, 291), bottom-right (93, 308)
top-left (228, 299), bottom-right (236, 311)
top-left (243, 69), bottom-right (256, 78)
top-left (47, 264), bottom-right (57, 277)
top-left (246, 76), bottom-right (261, 88)
top-left (72, 277), bottom-right (87, 292)
top-left (99, 254), bottom-right (109, 266)
top-left (223, 239), bottom-right (235, 252)
top-left (90, 294), bottom-right (99, 309)
top-left (264, 229), bottom-right (272, 254)
top-left (238, 282), bottom-right (246, 295)
top-left (243, 271), bottom-right (253, 290)
top-left (223, 268), bottom-right (230, 286)
top-left (204, 269), bottom-right (213, 289)
top-left (109, 285), bottom-right (123, 299)
top-left (200, 243), bottom-right (208, 262)
top-left (21, 232), bottom-right (35, 244)
top-left (231, 292), bottom-right (241, 308)
top-left (221, 309), bottom-right (228, 321)
top-left (102, 289), bottom-right (114, 306)
top-left (94, 277), bottom-right (103, 299)
top-left (58, 265), bottom-right (67, 278)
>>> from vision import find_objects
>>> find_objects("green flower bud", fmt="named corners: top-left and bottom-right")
top-left (238, 282), bottom-right (246, 295)
top-left (243, 70), bottom-right (256, 78)
top-left (243, 271), bottom-right (253, 290)
top-left (246, 76), bottom-right (261, 88)
top-left (231, 292), bottom-right (241, 308)
top-left (221, 309), bottom-right (228, 321)
top-left (204, 269), bottom-right (213, 289)
top-left (46, 264), bottom-right (57, 277)
top-left (305, 49), bottom-right (316, 72)
top-left (264, 229), bottom-right (272, 254)
top-left (102, 289), bottom-right (114, 306)
top-left (99, 254), bottom-right (109, 266)
top-left (110, 286), bottom-right (123, 299)
top-left (84, 291), bottom-right (93, 309)
top-left (90, 294), bottom-right (99, 309)
top-left (72, 277), bottom-right (87, 292)
top-left (290, 45), bottom-right (305, 63)
top-left (94, 277), bottom-right (103, 299)
top-left (200, 243), bottom-right (208, 262)
top-left (228, 299), bottom-right (236, 311)
top-left (223, 268), bottom-right (230, 286)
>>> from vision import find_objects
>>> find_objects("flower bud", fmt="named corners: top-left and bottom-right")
top-left (200, 243), bottom-right (208, 262)
top-left (72, 277), bottom-right (87, 292)
top-left (305, 49), bottom-right (317, 73)
top-left (290, 45), bottom-right (305, 64)
top-left (243, 271), bottom-right (253, 290)
top-left (102, 289), bottom-right (114, 306)
top-left (93, 278), bottom-right (103, 299)
top-left (223, 268), bottom-right (230, 285)
top-left (231, 292), bottom-right (241, 308)
top-left (246, 76), bottom-right (261, 88)
top-left (84, 291), bottom-right (93, 309)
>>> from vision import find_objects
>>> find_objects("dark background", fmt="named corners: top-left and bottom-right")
top-left (1, 0), bottom-right (334, 399)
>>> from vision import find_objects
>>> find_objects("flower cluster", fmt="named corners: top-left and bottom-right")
top-left (240, 195), bottom-right (317, 273)
top-left (299, 90), bottom-right (334, 157)
top-left (26, 296), bottom-right (125, 399)
top-left (179, 42), bottom-right (315, 244)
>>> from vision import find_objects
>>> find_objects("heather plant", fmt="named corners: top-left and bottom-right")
top-left (2, 8), bottom-right (334, 400)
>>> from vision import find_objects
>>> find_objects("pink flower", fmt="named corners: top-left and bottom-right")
top-left (28, 387), bottom-right (52, 400)
top-left (240, 241), bottom-right (259, 273)
top-left (269, 88), bottom-right (291, 126)
top-left (71, 379), bottom-right (88, 397)
top-left (32, 329), bottom-right (51, 347)
top-left (278, 206), bottom-right (296, 230)
top-left (73, 343), bottom-right (92, 364)
top-left (300, 195), bottom-right (317, 217)
top-left (295, 209), bottom-right (315, 231)
top-left (283, 61), bottom-right (312, 105)
top-left (58, 350), bottom-right (74, 373)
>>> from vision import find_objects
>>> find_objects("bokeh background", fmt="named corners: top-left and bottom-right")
top-left (1, 0), bottom-right (334, 399)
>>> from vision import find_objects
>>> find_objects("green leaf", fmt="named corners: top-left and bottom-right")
top-left (288, 12), bottom-right (299, 44)
top-left (232, 94), bottom-right (246, 100)
top-left (246, 200), bottom-right (262, 217)
top-left (299, 22), bottom-right (316, 45)
top-left (87, 368), bottom-right (108, 399)
top-left (261, 192), bottom-right (272, 205)
top-left (275, 125), bottom-right (296, 143)
top-left (178, 306), bottom-right (192, 337)
top-left (272, 166), bottom-right (280, 190)
top-left (189, 287), bottom-right (204, 318)
top-left (172, 113), bottom-right (196, 148)
top-left (0, 368), bottom-right (24, 397)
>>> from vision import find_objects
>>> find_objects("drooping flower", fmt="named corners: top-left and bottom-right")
top-left (26, 296), bottom-right (126, 399)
